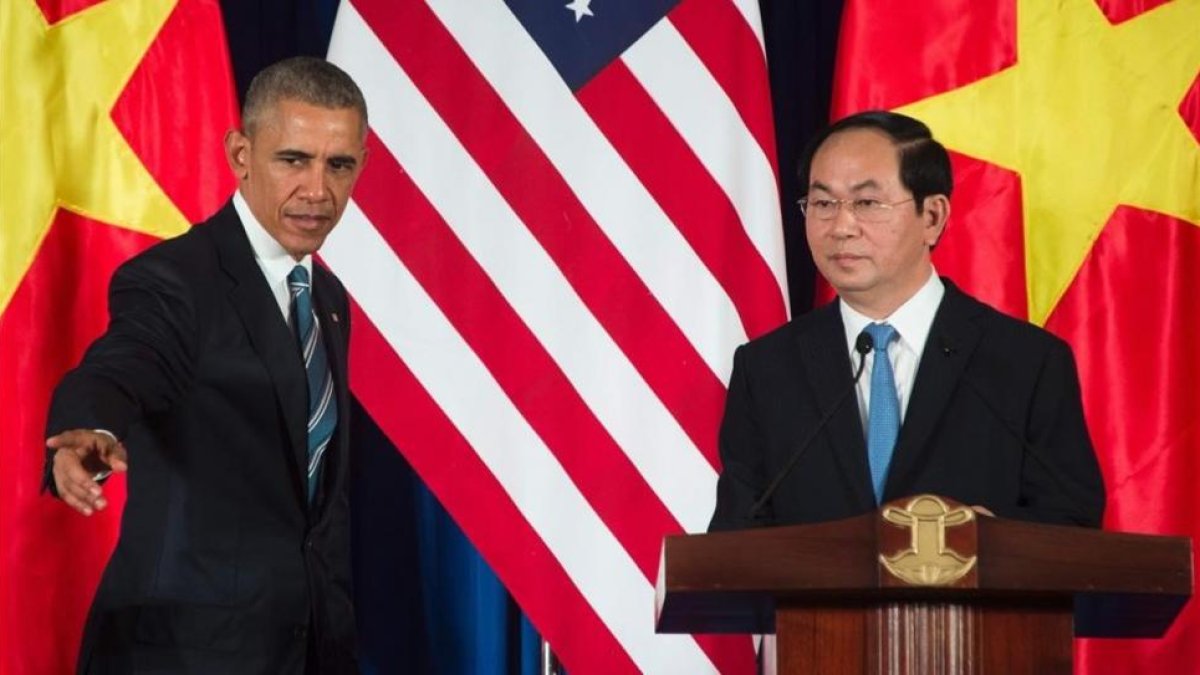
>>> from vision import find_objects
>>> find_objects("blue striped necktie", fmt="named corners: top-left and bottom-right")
top-left (288, 265), bottom-right (337, 504)
top-left (864, 322), bottom-right (899, 504)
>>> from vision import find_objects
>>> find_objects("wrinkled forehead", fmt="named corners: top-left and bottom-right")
top-left (250, 98), bottom-right (367, 140)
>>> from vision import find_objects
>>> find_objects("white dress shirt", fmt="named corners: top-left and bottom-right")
top-left (232, 191), bottom-right (312, 323)
top-left (839, 271), bottom-right (945, 435)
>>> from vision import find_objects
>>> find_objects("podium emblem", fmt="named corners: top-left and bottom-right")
top-left (880, 495), bottom-right (977, 586)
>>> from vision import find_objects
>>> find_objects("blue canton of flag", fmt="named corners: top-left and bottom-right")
top-left (504, 0), bottom-right (681, 90)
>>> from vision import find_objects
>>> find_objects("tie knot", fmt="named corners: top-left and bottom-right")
top-left (864, 323), bottom-right (897, 352)
top-left (288, 265), bottom-right (310, 289)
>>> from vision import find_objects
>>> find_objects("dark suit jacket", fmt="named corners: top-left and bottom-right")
top-left (45, 202), bottom-right (357, 674)
top-left (709, 279), bottom-right (1104, 531)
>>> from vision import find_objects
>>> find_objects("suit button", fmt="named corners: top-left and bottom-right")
top-left (304, 538), bottom-right (314, 551)
top-left (293, 625), bottom-right (308, 641)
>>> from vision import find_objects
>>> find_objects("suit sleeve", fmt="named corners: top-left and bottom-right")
top-left (708, 344), bottom-right (771, 532)
top-left (43, 252), bottom-right (199, 490)
top-left (995, 339), bottom-right (1105, 527)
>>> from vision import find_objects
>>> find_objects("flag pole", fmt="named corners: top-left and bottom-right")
top-left (540, 638), bottom-right (562, 675)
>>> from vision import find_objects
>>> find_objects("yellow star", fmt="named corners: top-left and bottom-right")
top-left (898, 0), bottom-right (1200, 325)
top-left (0, 0), bottom-right (186, 315)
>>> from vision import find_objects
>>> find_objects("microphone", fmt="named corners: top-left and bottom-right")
top-left (749, 331), bottom-right (874, 520)
top-left (941, 335), bottom-right (1096, 523)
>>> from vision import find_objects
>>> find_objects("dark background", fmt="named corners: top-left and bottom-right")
top-left (216, 1), bottom-right (844, 671)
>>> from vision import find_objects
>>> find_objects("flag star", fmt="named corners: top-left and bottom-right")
top-left (0, 0), bottom-right (186, 315)
top-left (565, 0), bottom-right (594, 23)
top-left (898, 0), bottom-right (1200, 325)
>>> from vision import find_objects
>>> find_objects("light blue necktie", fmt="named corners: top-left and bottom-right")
top-left (288, 266), bottom-right (337, 504)
top-left (865, 323), bottom-right (899, 503)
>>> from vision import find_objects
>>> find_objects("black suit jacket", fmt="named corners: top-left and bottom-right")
top-left (709, 280), bottom-right (1104, 531)
top-left (45, 203), bottom-right (357, 674)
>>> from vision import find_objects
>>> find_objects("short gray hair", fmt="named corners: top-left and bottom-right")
top-left (242, 56), bottom-right (368, 136)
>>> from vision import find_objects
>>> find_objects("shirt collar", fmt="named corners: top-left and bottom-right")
top-left (839, 270), bottom-right (944, 355)
top-left (233, 190), bottom-right (312, 282)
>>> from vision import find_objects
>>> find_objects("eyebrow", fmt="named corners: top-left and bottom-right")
top-left (274, 149), bottom-right (314, 160)
top-left (809, 179), bottom-right (883, 193)
top-left (850, 179), bottom-right (882, 192)
top-left (274, 149), bottom-right (358, 166)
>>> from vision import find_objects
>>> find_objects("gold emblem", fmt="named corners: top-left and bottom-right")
top-left (880, 495), bottom-right (976, 586)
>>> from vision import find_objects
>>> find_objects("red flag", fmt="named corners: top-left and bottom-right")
top-left (324, 0), bottom-right (786, 672)
top-left (833, 0), bottom-right (1200, 672)
top-left (0, 1), bottom-right (237, 671)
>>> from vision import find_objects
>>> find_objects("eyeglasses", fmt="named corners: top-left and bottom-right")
top-left (798, 197), bottom-right (915, 223)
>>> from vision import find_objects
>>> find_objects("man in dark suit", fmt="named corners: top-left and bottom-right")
top-left (709, 111), bottom-right (1104, 532)
top-left (44, 57), bottom-right (367, 674)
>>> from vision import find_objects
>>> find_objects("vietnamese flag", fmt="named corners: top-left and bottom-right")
top-left (0, 0), bottom-right (237, 672)
top-left (832, 0), bottom-right (1200, 672)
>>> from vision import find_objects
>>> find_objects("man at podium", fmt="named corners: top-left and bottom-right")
top-left (709, 111), bottom-right (1104, 532)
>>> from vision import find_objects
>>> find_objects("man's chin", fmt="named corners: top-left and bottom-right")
top-left (818, 268), bottom-right (869, 292)
top-left (281, 235), bottom-right (327, 261)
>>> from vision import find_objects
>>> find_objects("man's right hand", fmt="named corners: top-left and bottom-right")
top-left (46, 430), bottom-right (129, 516)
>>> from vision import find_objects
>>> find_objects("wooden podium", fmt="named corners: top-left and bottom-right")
top-left (656, 495), bottom-right (1191, 674)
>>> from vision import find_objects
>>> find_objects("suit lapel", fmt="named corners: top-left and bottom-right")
top-left (211, 204), bottom-right (310, 502)
top-left (796, 303), bottom-right (875, 509)
top-left (311, 268), bottom-right (347, 415)
top-left (885, 281), bottom-right (982, 495)
top-left (311, 265), bottom-right (348, 510)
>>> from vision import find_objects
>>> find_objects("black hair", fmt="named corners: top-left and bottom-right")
top-left (242, 57), bottom-right (368, 137)
top-left (798, 110), bottom-right (952, 213)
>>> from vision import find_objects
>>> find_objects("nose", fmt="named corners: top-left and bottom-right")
top-left (298, 163), bottom-right (328, 201)
top-left (829, 201), bottom-right (860, 239)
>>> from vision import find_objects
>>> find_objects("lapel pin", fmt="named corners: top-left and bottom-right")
top-left (331, 312), bottom-right (339, 323)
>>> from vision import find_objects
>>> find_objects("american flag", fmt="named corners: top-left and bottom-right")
top-left (323, 1), bottom-right (787, 671)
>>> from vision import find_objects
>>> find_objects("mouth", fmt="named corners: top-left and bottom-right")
top-left (829, 253), bottom-right (865, 263)
top-left (283, 213), bottom-right (333, 231)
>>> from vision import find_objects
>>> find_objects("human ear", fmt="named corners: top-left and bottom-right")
top-left (924, 195), bottom-right (951, 247)
top-left (224, 129), bottom-right (251, 180)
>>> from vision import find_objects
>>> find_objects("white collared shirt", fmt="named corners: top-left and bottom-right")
top-left (839, 271), bottom-right (945, 434)
top-left (232, 191), bottom-right (312, 322)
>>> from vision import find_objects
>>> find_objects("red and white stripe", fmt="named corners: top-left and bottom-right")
top-left (325, 0), bottom-right (786, 671)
